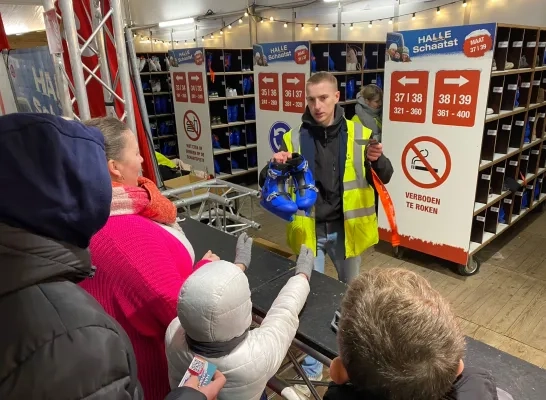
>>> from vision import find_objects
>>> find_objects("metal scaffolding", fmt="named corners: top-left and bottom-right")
top-left (46, 0), bottom-right (261, 234)
top-left (163, 179), bottom-right (261, 234)
top-left (43, 0), bottom-right (135, 133)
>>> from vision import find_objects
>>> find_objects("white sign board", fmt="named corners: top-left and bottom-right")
top-left (253, 41), bottom-right (311, 168)
top-left (169, 48), bottom-right (213, 175)
top-left (379, 24), bottom-right (496, 265)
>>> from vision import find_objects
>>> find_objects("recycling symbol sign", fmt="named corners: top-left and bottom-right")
top-left (269, 121), bottom-right (291, 152)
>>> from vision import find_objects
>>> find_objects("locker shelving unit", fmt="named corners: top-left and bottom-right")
top-left (310, 41), bottom-right (386, 119)
top-left (468, 24), bottom-right (546, 269)
top-left (136, 51), bottom-right (178, 159)
top-left (205, 48), bottom-right (259, 179)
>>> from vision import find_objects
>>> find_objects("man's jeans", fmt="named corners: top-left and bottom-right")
top-left (301, 220), bottom-right (361, 378)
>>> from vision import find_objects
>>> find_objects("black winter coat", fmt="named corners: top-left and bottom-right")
top-left (0, 223), bottom-right (142, 400)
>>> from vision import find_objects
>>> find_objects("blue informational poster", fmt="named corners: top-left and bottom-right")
top-left (7, 46), bottom-right (62, 115)
top-left (168, 48), bottom-right (205, 66)
top-left (386, 23), bottom-right (496, 61)
top-left (253, 41), bottom-right (310, 65)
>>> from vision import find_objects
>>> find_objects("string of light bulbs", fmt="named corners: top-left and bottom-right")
top-left (138, 0), bottom-right (471, 45)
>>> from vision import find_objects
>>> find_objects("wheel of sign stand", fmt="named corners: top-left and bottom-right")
top-left (456, 255), bottom-right (481, 276)
top-left (392, 246), bottom-right (405, 259)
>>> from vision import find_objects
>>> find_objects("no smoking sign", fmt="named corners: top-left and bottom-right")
top-left (402, 136), bottom-right (451, 189)
top-left (183, 110), bottom-right (201, 142)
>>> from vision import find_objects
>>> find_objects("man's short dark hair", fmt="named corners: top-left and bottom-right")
top-left (338, 268), bottom-right (465, 400)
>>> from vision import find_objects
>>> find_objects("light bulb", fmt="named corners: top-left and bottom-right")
top-left (260, 18), bottom-right (264, 23)
top-left (412, 13), bottom-right (416, 20)
top-left (283, 23), bottom-right (288, 28)
top-left (244, 11), bottom-right (248, 17)
top-left (220, 30), bottom-right (223, 35)
top-left (389, 18), bottom-right (393, 24)
top-left (228, 24), bottom-right (232, 29)
top-left (238, 18), bottom-right (243, 24)
top-left (350, 23), bottom-right (354, 30)
top-left (315, 24), bottom-right (319, 31)
top-left (270, 16), bottom-right (274, 21)
top-left (368, 21), bottom-right (372, 28)
top-left (301, 24), bottom-right (304, 30)
top-left (437, 7), bottom-right (441, 14)
top-left (210, 34), bottom-right (213, 39)
top-left (462, 0), bottom-right (467, 7)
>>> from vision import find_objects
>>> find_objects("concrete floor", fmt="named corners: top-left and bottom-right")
top-left (237, 192), bottom-right (546, 398)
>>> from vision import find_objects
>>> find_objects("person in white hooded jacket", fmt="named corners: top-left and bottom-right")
top-left (165, 235), bottom-right (314, 400)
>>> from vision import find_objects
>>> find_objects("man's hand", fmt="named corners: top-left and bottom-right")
top-left (271, 151), bottom-right (292, 164)
top-left (201, 250), bottom-right (220, 262)
top-left (182, 370), bottom-right (226, 400)
top-left (367, 143), bottom-right (383, 162)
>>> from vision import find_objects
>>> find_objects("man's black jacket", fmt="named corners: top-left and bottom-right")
top-left (323, 367), bottom-right (501, 400)
top-left (259, 105), bottom-right (393, 222)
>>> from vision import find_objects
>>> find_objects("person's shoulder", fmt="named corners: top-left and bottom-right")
top-left (444, 366), bottom-right (497, 400)
top-left (324, 382), bottom-right (364, 400)
top-left (92, 214), bottom-right (174, 250)
top-left (0, 283), bottom-right (135, 397)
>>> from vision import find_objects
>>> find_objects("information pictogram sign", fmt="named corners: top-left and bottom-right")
top-left (389, 71), bottom-right (429, 124)
top-left (282, 73), bottom-right (305, 113)
top-left (188, 72), bottom-right (205, 104)
top-left (258, 72), bottom-right (280, 111)
top-left (432, 70), bottom-right (480, 127)
top-left (401, 136), bottom-right (451, 189)
top-left (269, 121), bottom-right (291, 152)
top-left (183, 110), bottom-right (201, 142)
top-left (173, 72), bottom-right (188, 103)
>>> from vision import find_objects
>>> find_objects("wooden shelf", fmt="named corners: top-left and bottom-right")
top-left (470, 24), bottom-right (546, 258)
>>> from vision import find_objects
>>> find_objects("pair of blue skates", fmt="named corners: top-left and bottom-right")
top-left (260, 154), bottom-right (318, 221)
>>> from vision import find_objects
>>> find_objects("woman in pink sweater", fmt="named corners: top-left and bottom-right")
top-left (80, 117), bottom-right (221, 400)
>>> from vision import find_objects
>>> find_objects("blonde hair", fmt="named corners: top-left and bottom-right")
top-left (307, 71), bottom-right (338, 88)
top-left (338, 268), bottom-right (465, 400)
top-left (84, 117), bottom-right (129, 161)
top-left (360, 84), bottom-right (383, 101)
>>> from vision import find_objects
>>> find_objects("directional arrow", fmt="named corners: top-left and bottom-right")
top-left (444, 76), bottom-right (469, 86)
top-left (286, 77), bottom-right (300, 85)
top-left (398, 76), bottom-right (420, 86)
top-left (190, 75), bottom-right (199, 81)
top-left (262, 77), bottom-right (274, 84)
top-left (175, 75), bottom-right (184, 81)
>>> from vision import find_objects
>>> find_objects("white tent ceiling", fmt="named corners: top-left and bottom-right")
top-left (0, 0), bottom-right (430, 36)
top-left (0, 4), bottom-right (45, 35)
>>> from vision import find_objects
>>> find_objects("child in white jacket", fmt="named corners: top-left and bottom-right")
top-left (165, 234), bottom-right (314, 400)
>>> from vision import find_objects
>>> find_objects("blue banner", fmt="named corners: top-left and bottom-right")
top-left (168, 48), bottom-right (205, 66)
top-left (7, 47), bottom-right (62, 114)
top-left (387, 23), bottom-right (496, 61)
top-left (253, 41), bottom-right (310, 65)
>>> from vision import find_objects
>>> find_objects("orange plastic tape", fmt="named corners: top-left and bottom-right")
top-left (371, 168), bottom-right (401, 247)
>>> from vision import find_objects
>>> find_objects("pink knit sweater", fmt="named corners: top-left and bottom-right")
top-left (80, 215), bottom-right (209, 400)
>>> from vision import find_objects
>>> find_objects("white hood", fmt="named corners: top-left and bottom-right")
top-left (177, 260), bottom-right (252, 342)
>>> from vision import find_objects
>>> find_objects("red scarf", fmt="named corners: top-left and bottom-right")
top-left (111, 177), bottom-right (182, 232)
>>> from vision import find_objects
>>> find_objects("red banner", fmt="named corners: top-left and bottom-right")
top-left (0, 13), bottom-right (10, 50)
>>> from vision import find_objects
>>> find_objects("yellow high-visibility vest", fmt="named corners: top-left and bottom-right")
top-left (284, 119), bottom-right (378, 257)
top-left (155, 151), bottom-right (177, 169)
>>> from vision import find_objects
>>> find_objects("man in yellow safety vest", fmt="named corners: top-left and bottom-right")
top-left (259, 72), bottom-right (393, 394)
